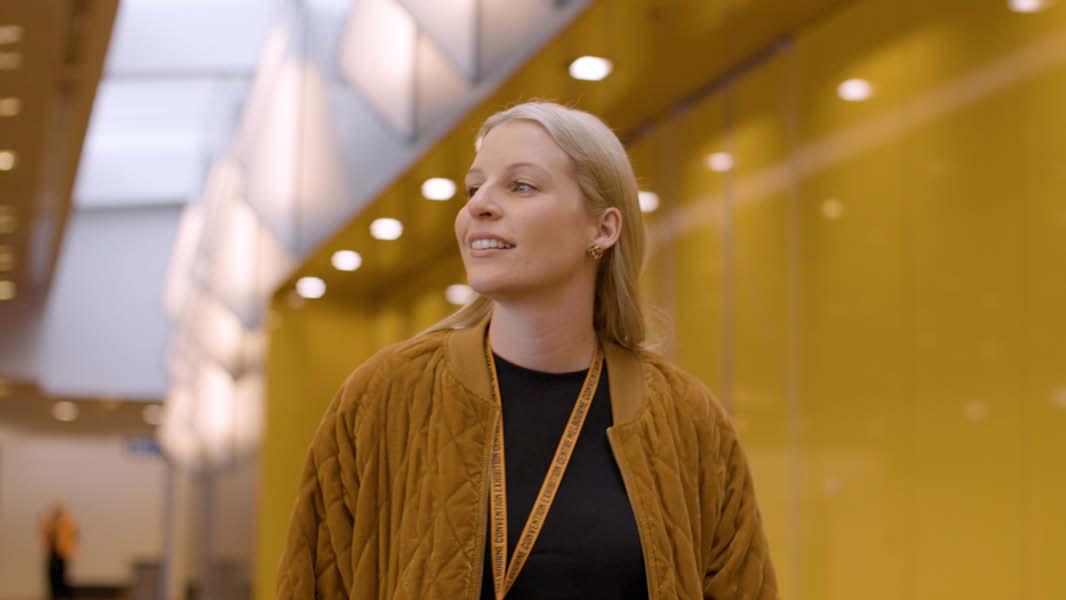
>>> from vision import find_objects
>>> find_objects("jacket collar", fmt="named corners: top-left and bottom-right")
top-left (446, 314), bottom-right (644, 425)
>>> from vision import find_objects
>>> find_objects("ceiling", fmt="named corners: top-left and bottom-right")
top-left (0, 378), bottom-right (159, 437)
top-left (75, 0), bottom-right (283, 209)
top-left (290, 0), bottom-right (849, 305)
top-left (1, 0), bottom-right (595, 436)
top-left (0, 0), bottom-right (281, 435)
top-left (0, 0), bottom-right (116, 311)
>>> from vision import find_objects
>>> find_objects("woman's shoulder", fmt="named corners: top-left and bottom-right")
top-left (376, 329), bottom-right (452, 367)
top-left (633, 348), bottom-right (730, 428)
top-left (331, 329), bottom-right (453, 409)
top-left (634, 348), bottom-right (709, 397)
top-left (346, 330), bottom-right (452, 385)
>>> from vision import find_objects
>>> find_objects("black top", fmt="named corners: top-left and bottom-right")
top-left (478, 353), bottom-right (648, 600)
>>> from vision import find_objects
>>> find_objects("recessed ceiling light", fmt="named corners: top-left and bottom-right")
top-left (52, 401), bottom-right (79, 422)
top-left (0, 25), bottom-right (21, 45)
top-left (0, 205), bottom-right (14, 234)
top-left (370, 217), bottom-right (403, 240)
top-left (706, 152), bottom-right (734, 172)
top-left (296, 276), bottom-right (326, 299)
top-left (0, 150), bottom-right (16, 171)
top-left (837, 78), bottom-right (874, 101)
top-left (142, 404), bottom-right (164, 426)
top-left (0, 280), bottom-right (14, 301)
top-left (638, 191), bottom-right (660, 213)
top-left (821, 198), bottom-right (845, 220)
top-left (422, 177), bottom-right (456, 201)
top-left (569, 56), bottom-right (613, 81)
top-left (331, 250), bottom-right (362, 272)
top-left (0, 51), bottom-right (21, 70)
top-left (98, 396), bottom-right (121, 411)
top-left (0, 97), bottom-right (17, 117)
top-left (445, 284), bottom-right (476, 306)
top-left (963, 401), bottom-right (990, 422)
top-left (1051, 387), bottom-right (1066, 410)
top-left (286, 290), bottom-right (306, 309)
top-left (1008, 0), bottom-right (1050, 13)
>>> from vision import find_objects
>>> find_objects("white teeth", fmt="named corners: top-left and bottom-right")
top-left (471, 238), bottom-right (513, 250)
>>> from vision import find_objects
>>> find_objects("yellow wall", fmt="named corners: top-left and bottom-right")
top-left (254, 260), bottom-right (463, 599)
top-left (635, 1), bottom-right (1066, 598)
top-left (254, 297), bottom-right (371, 600)
top-left (257, 1), bottom-right (1066, 598)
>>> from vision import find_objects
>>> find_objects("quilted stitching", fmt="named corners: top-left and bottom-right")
top-left (277, 333), bottom-right (778, 599)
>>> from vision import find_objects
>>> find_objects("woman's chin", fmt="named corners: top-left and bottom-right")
top-left (466, 280), bottom-right (502, 299)
top-left (465, 277), bottom-right (522, 302)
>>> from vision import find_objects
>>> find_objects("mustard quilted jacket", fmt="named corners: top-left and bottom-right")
top-left (278, 318), bottom-right (778, 599)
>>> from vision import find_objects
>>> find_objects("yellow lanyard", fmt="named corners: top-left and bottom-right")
top-left (484, 336), bottom-right (604, 600)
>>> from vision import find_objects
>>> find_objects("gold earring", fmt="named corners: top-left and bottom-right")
top-left (586, 244), bottom-right (604, 260)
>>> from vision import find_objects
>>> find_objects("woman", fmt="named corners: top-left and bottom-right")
top-left (41, 502), bottom-right (77, 600)
top-left (278, 102), bottom-right (777, 599)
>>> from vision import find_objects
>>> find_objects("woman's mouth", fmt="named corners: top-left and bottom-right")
top-left (470, 239), bottom-right (515, 250)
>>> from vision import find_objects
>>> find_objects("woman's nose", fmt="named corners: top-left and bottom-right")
top-left (466, 186), bottom-right (500, 219)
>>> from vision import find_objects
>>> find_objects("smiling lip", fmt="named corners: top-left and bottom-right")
top-left (466, 233), bottom-right (515, 251)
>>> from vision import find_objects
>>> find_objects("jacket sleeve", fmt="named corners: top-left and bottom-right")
top-left (277, 373), bottom-right (363, 599)
top-left (700, 389), bottom-right (779, 599)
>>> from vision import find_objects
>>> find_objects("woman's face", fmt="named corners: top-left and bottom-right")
top-left (455, 120), bottom-right (600, 303)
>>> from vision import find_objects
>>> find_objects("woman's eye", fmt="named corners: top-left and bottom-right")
top-left (466, 186), bottom-right (479, 198)
top-left (512, 181), bottom-right (536, 192)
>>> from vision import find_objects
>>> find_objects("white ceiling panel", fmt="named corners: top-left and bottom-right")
top-left (338, 0), bottom-right (418, 139)
top-left (75, 144), bottom-right (205, 206)
top-left (76, 0), bottom-right (281, 207)
top-left (75, 80), bottom-right (244, 206)
top-left (415, 31), bottom-right (472, 134)
top-left (399, 0), bottom-right (478, 80)
top-left (87, 79), bottom-right (239, 130)
top-left (480, 0), bottom-right (578, 77)
top-left (105, 0), bottom-right (284, 75)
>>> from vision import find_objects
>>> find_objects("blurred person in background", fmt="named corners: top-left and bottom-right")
top-left (278, 102), bottom-right (777, 599)
top-left (41, 502), bottom-right (78, 600)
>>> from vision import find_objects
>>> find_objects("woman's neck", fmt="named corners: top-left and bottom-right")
top-left (488, 297), bottom-right (597, 373)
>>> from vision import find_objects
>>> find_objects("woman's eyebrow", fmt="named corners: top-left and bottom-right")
top-left (467, 162), bottom-right (551, 179)
top-left (506, 162), bottom-right (553, 178)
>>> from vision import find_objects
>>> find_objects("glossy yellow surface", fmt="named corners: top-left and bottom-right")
top-left (257, 1), bottom-right (1066, 598)
top-left (639, 1), bottom-right (1066, 598)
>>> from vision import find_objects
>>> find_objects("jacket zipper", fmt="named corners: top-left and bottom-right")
top-left (607, 429), bottom-right (655, 600)
top-left (469, 409), bottom-right (497, 600)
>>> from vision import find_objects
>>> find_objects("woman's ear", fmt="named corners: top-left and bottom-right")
top-left (592, 207), bottom-right (623, 250)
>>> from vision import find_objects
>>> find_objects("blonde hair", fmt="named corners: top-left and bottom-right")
top-left (427, 102), bottom-right (648, 350)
